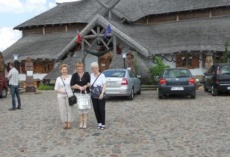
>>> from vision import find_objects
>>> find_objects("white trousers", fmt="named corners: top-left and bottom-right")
top-left (57, 96), bottom-right (75, 122)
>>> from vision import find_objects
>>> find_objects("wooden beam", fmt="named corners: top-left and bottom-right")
top-left (83, 39), bottom-right (92, 47)
top-left (83, 34), bottom-right (112, 39)
top-left (113, 36), bottom-right (117, 54)
top-left (91, 29), bottom-right (97, 35)
top-left (106, 37), bottom-right (113, 45)
top-left (100, 38), bottom-right (110, 50)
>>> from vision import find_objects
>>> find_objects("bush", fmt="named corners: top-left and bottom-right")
top-left (38, 84), bottom-right (54, 90)
top-left (149, 56), bottom-right (170, 84)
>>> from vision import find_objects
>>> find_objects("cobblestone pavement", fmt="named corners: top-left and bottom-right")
top-left (0, 90), bottom-right (229, 157)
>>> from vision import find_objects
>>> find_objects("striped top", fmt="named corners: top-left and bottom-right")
top-left (8, 68), bottom-right (19, 86)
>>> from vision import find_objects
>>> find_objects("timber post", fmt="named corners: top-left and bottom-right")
top-left (25, 57), bottom-right (36, 92)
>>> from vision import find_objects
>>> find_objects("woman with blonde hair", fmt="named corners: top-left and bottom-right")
top-left (54, 64), bottom-right (74, 129)
top-left (90, 62), bottom-right (107, 130)
top-left (70, 61), bottom-right (90, 129)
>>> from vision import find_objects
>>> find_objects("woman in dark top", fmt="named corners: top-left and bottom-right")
top-left (70, 62), bottom-right (90, 129)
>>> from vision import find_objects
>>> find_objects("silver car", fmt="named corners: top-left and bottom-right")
top-left (103, 69), bottom-right (141, 100)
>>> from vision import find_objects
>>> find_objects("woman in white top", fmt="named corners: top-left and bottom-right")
top-left (54, 64), bottom-right (74, 129)
top-left (90, 62), bottom-right (106, 130)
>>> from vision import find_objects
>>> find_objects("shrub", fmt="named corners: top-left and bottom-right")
top-left (38, 84), bottom-right (54, 90)
top-left (221, 42), bottom-right (230, 63)
top-left (149, 56), bottom-right (170, 84)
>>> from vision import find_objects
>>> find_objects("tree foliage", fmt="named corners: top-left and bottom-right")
top-left (221, 42), bottom-right (230, 63)
top-left (149, 56), bottom-right (170, 84)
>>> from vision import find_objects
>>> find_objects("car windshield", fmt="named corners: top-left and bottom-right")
top-left (103, 70), bottom-right (126, 77)
top-left (163, 69), bottom-right (191, 78)
top-left (220, 66), bottom-right (230, 74)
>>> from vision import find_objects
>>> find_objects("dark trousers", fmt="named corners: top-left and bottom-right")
top-left (10, 85), bottom-right (21, 109)
top-left (91, 97), bottom-right (106, 125)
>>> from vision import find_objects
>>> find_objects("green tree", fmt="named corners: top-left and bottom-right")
top-left (221, 42), bottom-right (230, 63)
top-left (149, 56), bottom-right (170, 84)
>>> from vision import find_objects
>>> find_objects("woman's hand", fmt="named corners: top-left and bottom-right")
top-left (59, 89), bottom-right (66, 94)
top-left (99, 93), bottom-right (104, 100)
top-left (82, 85), bottom-right (87, 91)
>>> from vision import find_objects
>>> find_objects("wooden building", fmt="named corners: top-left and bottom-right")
top-left (2, 0), bottom-right (230, 83)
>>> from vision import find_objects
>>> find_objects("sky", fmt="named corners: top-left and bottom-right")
top-left (0, 0), bottom-right (80, 52)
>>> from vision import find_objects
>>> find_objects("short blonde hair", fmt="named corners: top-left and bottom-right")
top-left (76, 61), bottom-right (84, 68)
top-left (59, 64), bottom-right (69, 71)
top-left (91, 62), bottom-right (99, 68)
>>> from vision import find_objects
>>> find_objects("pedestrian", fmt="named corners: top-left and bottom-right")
top-left (54, 64), bottom-right (74, 129)
top-left (90, 62), bottom-right (107, 130)
top-left (70, 61), bottom-right (90, 129)
top-left (7, 62), bottom-right (21, 110)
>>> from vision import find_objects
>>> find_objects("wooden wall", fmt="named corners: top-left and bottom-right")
top-left (20, 60), bottom-right (54, 74)
top-left (135, 7), bottom-right (230, 24)
top-left (22, 23), bottom-right (87, 37)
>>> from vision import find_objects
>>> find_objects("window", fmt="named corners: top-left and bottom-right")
top-left (176, 53), bottom-right (199, 69)
top-left (103, 70), bottom-right (125, 77)
top-left (220, 66), bottom-right (230, 74)
top-left (128, 70), bottom-right (135, 78)
top-left (164, 69), bottom-right (191, 78)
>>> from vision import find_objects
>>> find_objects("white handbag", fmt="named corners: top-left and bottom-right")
top-left (77, 91), bottom-right (92, 109)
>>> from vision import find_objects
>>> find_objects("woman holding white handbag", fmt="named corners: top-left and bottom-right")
top-left (70, 62), bottom-right (91, 129)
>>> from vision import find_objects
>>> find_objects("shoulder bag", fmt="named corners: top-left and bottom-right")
top-left (61, 77), bottom-right (77, 106)
top-left (91, 74), bottom-right (105, 98)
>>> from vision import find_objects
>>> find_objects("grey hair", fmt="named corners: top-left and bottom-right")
top-left (91, 62), bottom-right (99, 68)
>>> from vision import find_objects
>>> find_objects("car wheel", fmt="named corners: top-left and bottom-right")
top-left (204, 83), bottom-right (208, 92)
top-left (191, 94), bottom-right (196, 99)
top-left (158, 93), bottom-right (165, 99)
top-left (211, 86), bottom-right (218, 96)
top-left (128, 88), bottom-right (134, 100)
top-left (0, 88), bottom-right (7, 98)
top-left (136, 87), bottom-right (141, 95)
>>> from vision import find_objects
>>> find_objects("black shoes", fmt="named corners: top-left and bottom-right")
top-left (9, 107), bottom-right (22, 111)
top-left (9, 108), bottom-right (16, 111)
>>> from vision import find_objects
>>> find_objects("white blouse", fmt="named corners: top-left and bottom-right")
top-left (55, 75), bottom-right (73, 98)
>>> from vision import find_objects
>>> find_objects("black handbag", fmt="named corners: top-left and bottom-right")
top-left (68, 95), bottom-right (77, 106)
top-left (61, 77), bottom-right (77, 106)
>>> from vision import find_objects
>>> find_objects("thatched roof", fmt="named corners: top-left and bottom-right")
top-left (111, 15), bottom-right (230, 55)
top-left (56, 14), bottom-right (150, 61)
top-left (114, 0), bottom-right (230, 22)
top-left (14, 0), bottom-right (230, 29)
top-left (3, 31), bottom-right (76, 63)
top-left (43, 57), bottom-right (81, 80)
top-left (14, 0), bottom-right (117, 29)
top-left (59, 14), bottom-right (230, 61)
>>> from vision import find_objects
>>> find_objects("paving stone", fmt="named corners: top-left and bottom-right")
top-left (0, 90), bottom-right (229, 156)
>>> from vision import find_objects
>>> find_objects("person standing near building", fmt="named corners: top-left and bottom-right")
top-left (7, 62), bottom-right (21, 110)
top-left (70, 62), bottom-right (91, 129)
top-left (90, 62), bottom-right (107, 130)
top-left (55, 64), bottom-right (74, 129)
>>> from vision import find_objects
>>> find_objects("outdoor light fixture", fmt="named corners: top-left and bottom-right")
top-left (121, 51), bottom-right (127, 68)
top-left (13, 54), bottom-right (18, 60)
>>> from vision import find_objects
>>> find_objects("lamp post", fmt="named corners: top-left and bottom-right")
top-left (122, 51), bottom-right (127, 68)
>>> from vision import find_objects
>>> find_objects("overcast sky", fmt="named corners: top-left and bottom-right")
top-left (0, 0), bottom-right (80, 52)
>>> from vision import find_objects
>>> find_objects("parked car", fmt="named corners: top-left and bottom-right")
top-left (158, 68), bottom-right (196, 99)
top-left (203, 63), bottom-right (230, 96)
top-left (103, 69), bottom-right (141, 100)
top-left (0, 76), bottom-right (8, 98)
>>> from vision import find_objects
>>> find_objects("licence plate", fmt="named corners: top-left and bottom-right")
top-left (227, 87), bottom-right (230, 90)
top-left (107, 81), bottom-right (116, 85)
top-left (171, 87), bottom-right (184, 91)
